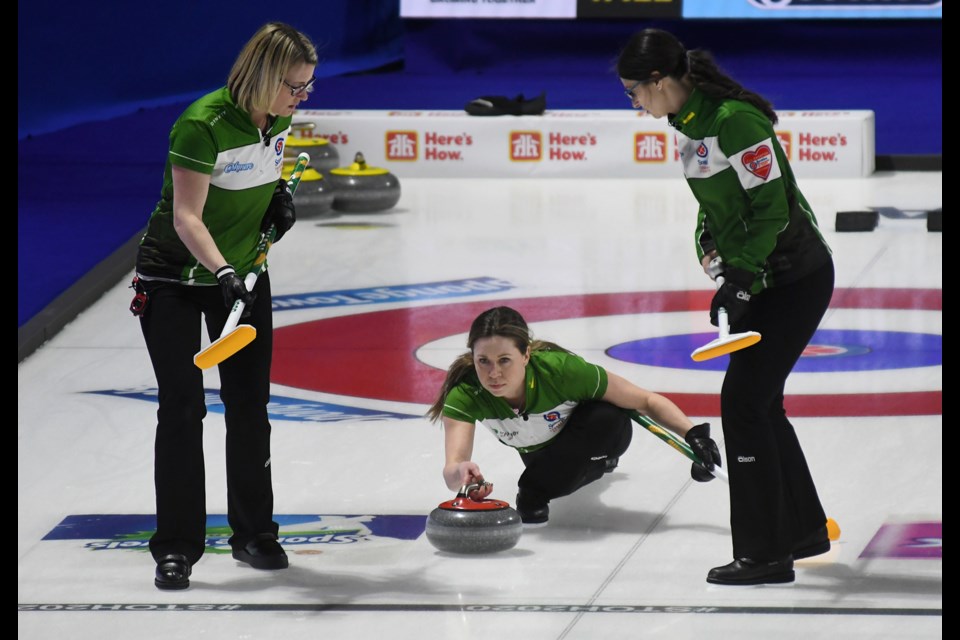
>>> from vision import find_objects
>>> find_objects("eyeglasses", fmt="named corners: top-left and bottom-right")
top-left (623, 79), bottom-right (647, 100)
top-left (282, 76), bottom-right (317, 97)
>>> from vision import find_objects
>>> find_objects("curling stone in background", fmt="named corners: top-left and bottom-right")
top-left (282, 158), bottom-right (335, 219)
top-left (425, 483), bottom-right (522, 554)
top-left (286, 123), bottom-right (340, 172)
top-left (327, 152), bottom-right (402, 214)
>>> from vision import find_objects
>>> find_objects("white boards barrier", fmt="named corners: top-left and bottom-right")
top-left (292, 109), bottom-right (875, 179)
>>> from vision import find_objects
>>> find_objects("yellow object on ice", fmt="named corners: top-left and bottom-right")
top-left (826, 517), bottom-right (841, 542)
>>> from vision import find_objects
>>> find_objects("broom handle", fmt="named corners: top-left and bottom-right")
top-left (627, 410), bottom-right (729, 483)
top-left (715, 274), bottom-right (730, 340)
top-left (213, 153), bottom-right (310, 340)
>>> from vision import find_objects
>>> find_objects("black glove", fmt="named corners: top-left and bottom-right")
top-left (215, 265), bottom-right (256, 318)
top-left (709, 266), bottom-right (754, 327)
top-left (261, 178), bottom-right (296, 242)
top-left (684, 422), bottom-right (721, 483)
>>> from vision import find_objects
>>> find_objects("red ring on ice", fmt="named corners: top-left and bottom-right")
top-left (272, 288), bottom-right (941, 417)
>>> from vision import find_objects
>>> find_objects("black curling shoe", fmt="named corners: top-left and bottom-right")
top-left (707, 557), bottom-right (795, 585)
top-left (154, 553), bottom-right (191, 590)
top-left (515, 493), bottom-right (550, 527)
top-left (793, 526), bottom-right (831, 560)
top-left (232, 533), bottom-right (289, 570)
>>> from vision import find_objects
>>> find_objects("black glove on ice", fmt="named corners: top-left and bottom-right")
top-left (685, 422), bottom-right (722, 483)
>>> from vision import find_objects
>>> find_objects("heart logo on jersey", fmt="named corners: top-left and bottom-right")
top-left (742, 145), bottom-right (773, 180)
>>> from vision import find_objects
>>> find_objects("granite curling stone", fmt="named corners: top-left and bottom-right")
top-left (327, 152), bottom-right (401, 213)
top-left (286, 123), bottom-right (340, 172)
top-left (425, 483), bottom-right (522, 554)
top-left (282, 161), bottom-right (335, 219)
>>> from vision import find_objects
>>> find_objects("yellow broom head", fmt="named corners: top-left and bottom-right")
top-left (194, 325), bottom-right (257, 370)
top-left (691, 332), bottom-right (761, 362)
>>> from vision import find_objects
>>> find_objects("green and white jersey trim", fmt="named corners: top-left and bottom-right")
top-left (136, 88), bottom-right (292, 284)
top-left (211, 138), bottom-right (285, 191)
top-left (677, 134), bottom-right (731, 180)
top-left (444, 398), bottom-right (582, 451)
top-left (442, 350), bottom-right (608, 452)
top-left (676, 134), bottom-right (783, 190)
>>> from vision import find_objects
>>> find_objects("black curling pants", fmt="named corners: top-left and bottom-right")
top-left (140, 273), bottom-right (279, 565)
top-left (517, 401), bottom-right (633, 505)
top-left (722, 259), bottom-right (834, 561)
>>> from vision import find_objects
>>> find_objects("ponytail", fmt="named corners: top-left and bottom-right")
top-left (617, 28), bottom-right (778, 124)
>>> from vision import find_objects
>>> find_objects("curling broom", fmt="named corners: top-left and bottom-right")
top-left (193, 152), bottom-right (310, 370)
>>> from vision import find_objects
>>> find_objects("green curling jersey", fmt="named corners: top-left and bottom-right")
top-left (442, 350), bottom-right (608, 453)
top-left (669, 89), bottom-right (831, 294)
top-left (136, 87), bottom-right (292, 284)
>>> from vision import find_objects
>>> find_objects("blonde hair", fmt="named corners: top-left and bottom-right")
top-left (228, 22), bottom-right (318, 114)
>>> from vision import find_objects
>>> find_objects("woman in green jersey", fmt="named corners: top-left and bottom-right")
top-left (134, 23), bottom-right (317, 590)
top-left (427, 306), bottom-right (720, 527)
top-left (617, 28), bottom-right (835, 586)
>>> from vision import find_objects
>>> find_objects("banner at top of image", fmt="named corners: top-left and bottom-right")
top-left (400, 0), bottom-right (577, 19)
top-left (682, 0), bottom-right (941, 19)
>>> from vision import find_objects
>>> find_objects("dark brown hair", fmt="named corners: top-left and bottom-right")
top-left (425, 306), bottom-right (569, 422)
top-left (616, 28), bottom-right (778, 124)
